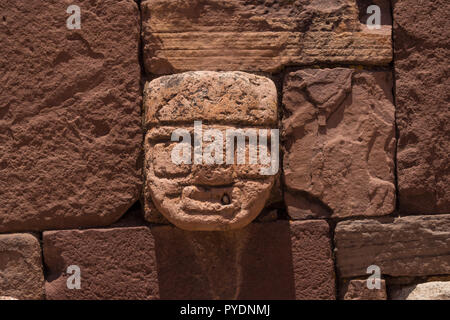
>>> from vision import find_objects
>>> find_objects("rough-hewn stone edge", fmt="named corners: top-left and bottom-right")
top-left (0, 233), bottom-right (45, 300)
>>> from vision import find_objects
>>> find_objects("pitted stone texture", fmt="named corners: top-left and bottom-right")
top-left (143, 71), bottom-right (277, 126)
top-left (0, 0), bottom-right (142, 232)
top-left (44, 221), bottom-right (335, 300)
top-left (44, 227), bottom-right (159, 300)
top-left (142, 0), bottom-right (392, 74)
top-left (342, 279), bottom-right (387, 300)
top-left (391, 281), bottom-right (450, 300)
top-left (282, 68), bottom-right (396, 219)
top-left (144, 72), bottom-right (279, 231)
top-left (0, 234), bottom-right (44, 300)
top-left (335, 215), bottom-right (450, 278)
top-left (394, 0), bottom-right (450, 214)
top-left (143, 198), bottom-right (170, 225)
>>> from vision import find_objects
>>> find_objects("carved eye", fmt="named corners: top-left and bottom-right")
top-left (151, 142), bottom-right (192, 176)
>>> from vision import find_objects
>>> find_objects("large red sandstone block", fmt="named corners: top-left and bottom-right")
top-left (282, 68), bottom-right (396, 219)
top-left (0, 0), bottom-right (142, 232)
top-left (142, 0), bottom-right (392, 74)
top-left (393, 0), bottom-right (450, 214)
top-left (335, 215), bottom-right (450, 278)
top-left (0, 234), bottom-right (44, 300)
top-left (44, 220), bottom-right (335, 299)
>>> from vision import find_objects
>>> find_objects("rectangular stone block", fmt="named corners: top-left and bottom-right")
top-left (282, 68), bottom-right (396, 219)
top-left (335, 215), bottom-right (450, 278)
top-left (0, 0), bottom-right (142, 232)
top-left (393, 0), bottom-right (450, 214)
top-left (44, 220), bottom-right (335, 299)
top-left (142, 0), bottom-right (392, 74)
top-left (0, 234), bottom-right (44, 300)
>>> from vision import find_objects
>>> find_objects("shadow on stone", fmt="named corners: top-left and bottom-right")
top-left (152, 221), bottom-right (296, 299)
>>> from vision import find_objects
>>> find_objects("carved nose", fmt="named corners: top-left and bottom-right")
top-left (192, 165), bottom-right (234, 186)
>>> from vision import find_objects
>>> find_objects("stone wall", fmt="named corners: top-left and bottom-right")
top-left (0, 0), bottom-right (448, 300)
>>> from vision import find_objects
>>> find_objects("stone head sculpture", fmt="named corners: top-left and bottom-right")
top-left (143, 71), bottom-right (279, 231)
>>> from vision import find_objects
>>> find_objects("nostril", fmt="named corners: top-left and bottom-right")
top-left (221, 193), bottom-right (231, 205)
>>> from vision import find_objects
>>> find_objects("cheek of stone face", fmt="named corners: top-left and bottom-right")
top-left (151, 142), bottom-right (192, 177)
top-left (234, 179), bottom-right (274, 210)
top-left (233, 142), bottom-right (275, 179)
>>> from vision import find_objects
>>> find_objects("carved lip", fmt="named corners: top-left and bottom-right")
top-left (180, 185), bottom-right (240, 215)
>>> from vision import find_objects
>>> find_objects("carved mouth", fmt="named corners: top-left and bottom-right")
top-left (221, 193), bottom-right (231, 205)
top-left (180, 185), bottom-right (239, 215)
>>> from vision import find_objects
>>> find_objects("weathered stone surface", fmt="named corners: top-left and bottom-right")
top-left (44, 227), bottom-right (159, 300)
top-left (335, 215), bottom-right (450, 278)
top-left (142, 0), bottom-right (392, 74)
top-left (144, 181), bottom-right (283, 226)
top-left (144, 72), bottom-right (279, 231)
top-left (342, 279), bottom-right (387, 300)
top-left (255, 209), bottom-right (278, 222)
top-left (0, 0), bottom-right (142, 232)
top-left (108, 201), bottom-right (151, 228)
top-left (143, 71), bottom-right (277, 127)
top-left (391, 281), bottom-right (450, 300)
top-left (44, 220), bottom-right (335, 299)
top-left (282, 68), bottom-right (396, 218)
top-left (142, 197), bottom-right (170, 225)
top-left (394, 0), bottom-right (450, 214)
top-left (0, 234), bottom-right (44, 300)
top-left (143, 183), bottom-right (282, 225)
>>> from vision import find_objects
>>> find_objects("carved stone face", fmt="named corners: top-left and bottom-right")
top-left (145, 125), bottom-right (277, 231)
top-left (143, 71), bottom-right (278, 231)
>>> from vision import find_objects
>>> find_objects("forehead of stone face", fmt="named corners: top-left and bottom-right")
top-left (143, 71), bottom-right (277, 127)
top-left (146, 125), bottom-right (273, 140)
